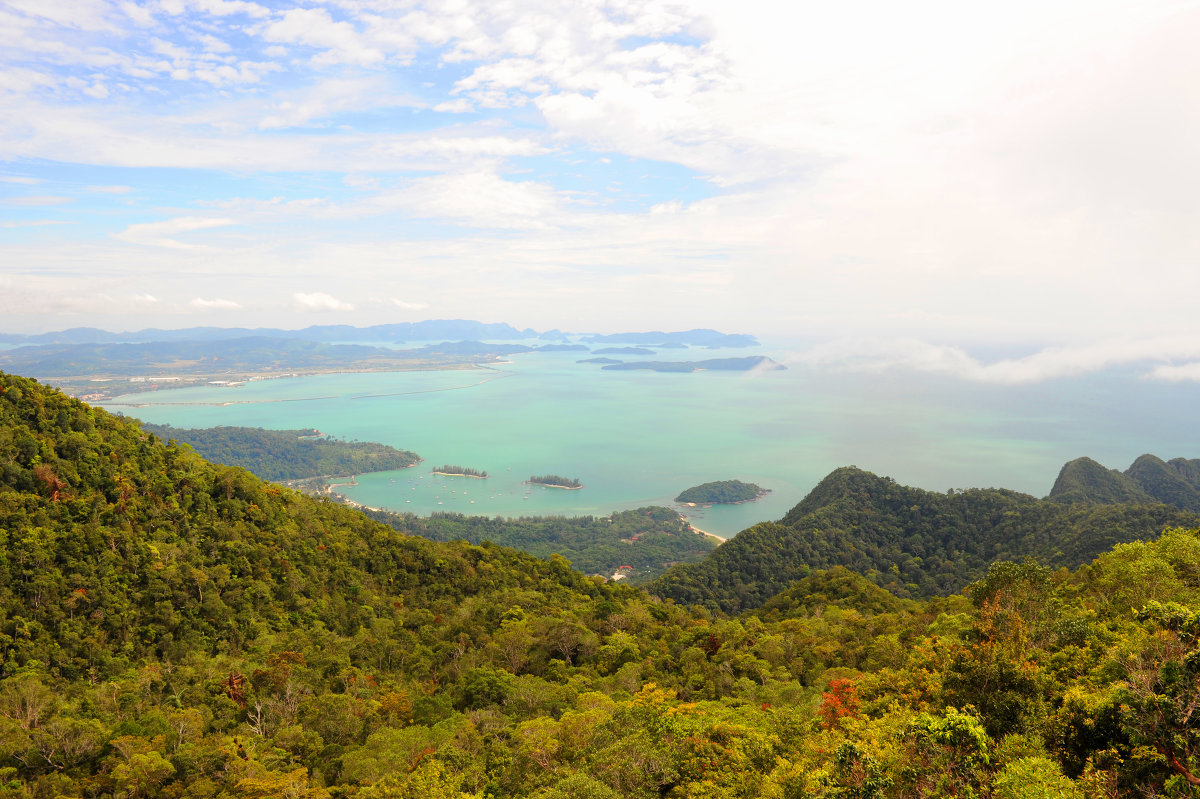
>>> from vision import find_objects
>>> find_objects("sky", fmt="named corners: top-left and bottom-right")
top-left (2, 0), bottom-right (1200, 383)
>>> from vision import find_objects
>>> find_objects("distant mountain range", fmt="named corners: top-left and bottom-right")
top-left (0, 322), bottom-right (761, 379)
top-left (0, 319), bottom-right (537, 346)
top-left (0, 322), bottom-right (759, 348)
top-left (581, 329), bottom-right (758, 347)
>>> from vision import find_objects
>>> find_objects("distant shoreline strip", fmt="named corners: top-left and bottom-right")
top-left (104, 370), bottom-right (514, 408)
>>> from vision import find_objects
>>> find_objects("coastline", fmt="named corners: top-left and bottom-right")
top-left (526, 481), bottom-right (584, 490)
top-left (685, 521), bottom-right (727, 543)
top-left (433, 470), bottom-right (489, 479)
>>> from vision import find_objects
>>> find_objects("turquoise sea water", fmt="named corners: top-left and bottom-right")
top-left (99, 347), bottom-right (1200, 538)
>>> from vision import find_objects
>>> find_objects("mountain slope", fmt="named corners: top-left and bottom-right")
top-left (0, 371), bottom-right (610, 681)
top-left (650, 466), bottom-right (1200, 612)
top-left (1046, 456), bottom-right (1155, 505)
top-left (1047, 453), bottom-right (1200, 511)
top-left (9, 370), bottom-right (1200, 797)
top-left (1124, 454), bottom-right (1200, 511)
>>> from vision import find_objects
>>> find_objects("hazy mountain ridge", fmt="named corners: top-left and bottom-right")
top-left (0, 320), bottom-right (535, 346)
top-left (0, 321), bottom-right (757, 349)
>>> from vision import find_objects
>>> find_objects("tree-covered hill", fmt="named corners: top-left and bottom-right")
top-left (1046, 456), bottom-right (1155, 505)
top-left (1125, 454), bottom-right (1200, 511)
top-left (137, 423), bottom-right (420, 482)
top-left (8, 371), bottom-right (1200, 796)
top-left (1048, 453), bottom-right (1200, 510)
top-left (675, 479), bottom-right (766, 504)
top-left (651, 465), bottom-right (1200, 612)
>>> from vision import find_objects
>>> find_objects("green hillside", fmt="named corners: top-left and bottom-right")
top-left (1125, 454), bottom-right (1200, 511)
top-left (651, 465), bottom-right (1200, 612)
top-left (1046, 456), bottom-right (1155, 505)
top-left (1048, 453), bottom-right (1200, 511)
top-left (7, 371), bottom-right (1200, 797)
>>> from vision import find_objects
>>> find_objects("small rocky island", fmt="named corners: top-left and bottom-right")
top-left (527, 474), bottom-right (583, 489)
top-left (433, 465), bottom-right (488, 478)
top-left (676, 479), bottom-right (769, 505)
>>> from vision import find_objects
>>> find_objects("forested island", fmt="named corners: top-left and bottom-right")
top-left (675, 479), bottom-right (768, 504)
top-left (138, 423), bottom-right (420, 481)
top-left (433, 464), bottom-right (489, 478)
top-left (10, 370), bottom-right (1200, 798)
top-left (527, 474), bottom-right (583, 489)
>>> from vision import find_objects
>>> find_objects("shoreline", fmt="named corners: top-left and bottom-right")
top-left (433, 471), bottom-right (489, 479)
top-left (63, 360), bottom-right (515, 405)
top-left (310, 484), bottom-right (732, 542)
top-left (526, 481), bottom-right (584, 490)
top-left (685, 521), bottom-right (727, 543)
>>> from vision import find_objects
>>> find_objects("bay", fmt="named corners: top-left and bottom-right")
top-left (99, 346), bottom-right (1200, 538)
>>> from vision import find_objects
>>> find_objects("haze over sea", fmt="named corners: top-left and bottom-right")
top-left (101, 343), bottom-right (1200, 538)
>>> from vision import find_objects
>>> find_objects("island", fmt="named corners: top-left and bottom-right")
top-left (527, 474), bottom-right (583, 489)
top-left (593, 346), bottom-right (657, 355)
top-left (432, 465), bottom-right (489, 478)
top-left (675, 479), bottom-right (769, 505)
top-left (577, 357), bottom-right (622, 364)
top-left (536, 344), bottom-right (590, 352)
top-left (581, 328), bottom-right (759, 348)
top-left (601, 356), bottom-right (786, 373)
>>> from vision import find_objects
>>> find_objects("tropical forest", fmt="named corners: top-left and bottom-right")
top-left (5, 369), bottom-right (1200, 799)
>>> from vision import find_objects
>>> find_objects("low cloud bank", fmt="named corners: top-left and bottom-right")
top-left (785, 337), bottom-right (1200, 384)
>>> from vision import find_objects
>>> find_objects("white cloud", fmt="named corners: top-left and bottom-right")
top-left (261, 8), bottom-right (385, 66)
top-left (4, 0), bottom-right (1200, 346)
top-left (257, 77), bottom-right (419, 130)
top-left (294, 291), bottom-right (354, 311)
top-left (380, 134), bottom-right (548, 160)
top-left (87, 184), bottom-right (133, 193)
top-left (391, 299), bottom-right (429, 310)
top-left (120, 2), bottom-right (155, 26)
top-left (197, 0), bottom-right (269, 17)
top-left (376, 170), bottom-right (566, 229)
top-left (1, 176), bottom-right (42, 184)
top-left (1, 219), bottom-right (69, 228)
top-left (112, 216), bottom-right (235, 248)
top-left (0, 195), bottom-right (74, 206)
top-left (189, 297), bottom-right (242, 309)
top-left (1146, 363), bottom-right (1200, 383)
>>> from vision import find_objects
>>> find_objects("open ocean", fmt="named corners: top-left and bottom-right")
top-left (98, 344), bottom-right (1200, 538)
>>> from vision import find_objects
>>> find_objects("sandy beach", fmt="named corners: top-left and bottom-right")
top-left (686, 522), bottom-right (727, 543)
